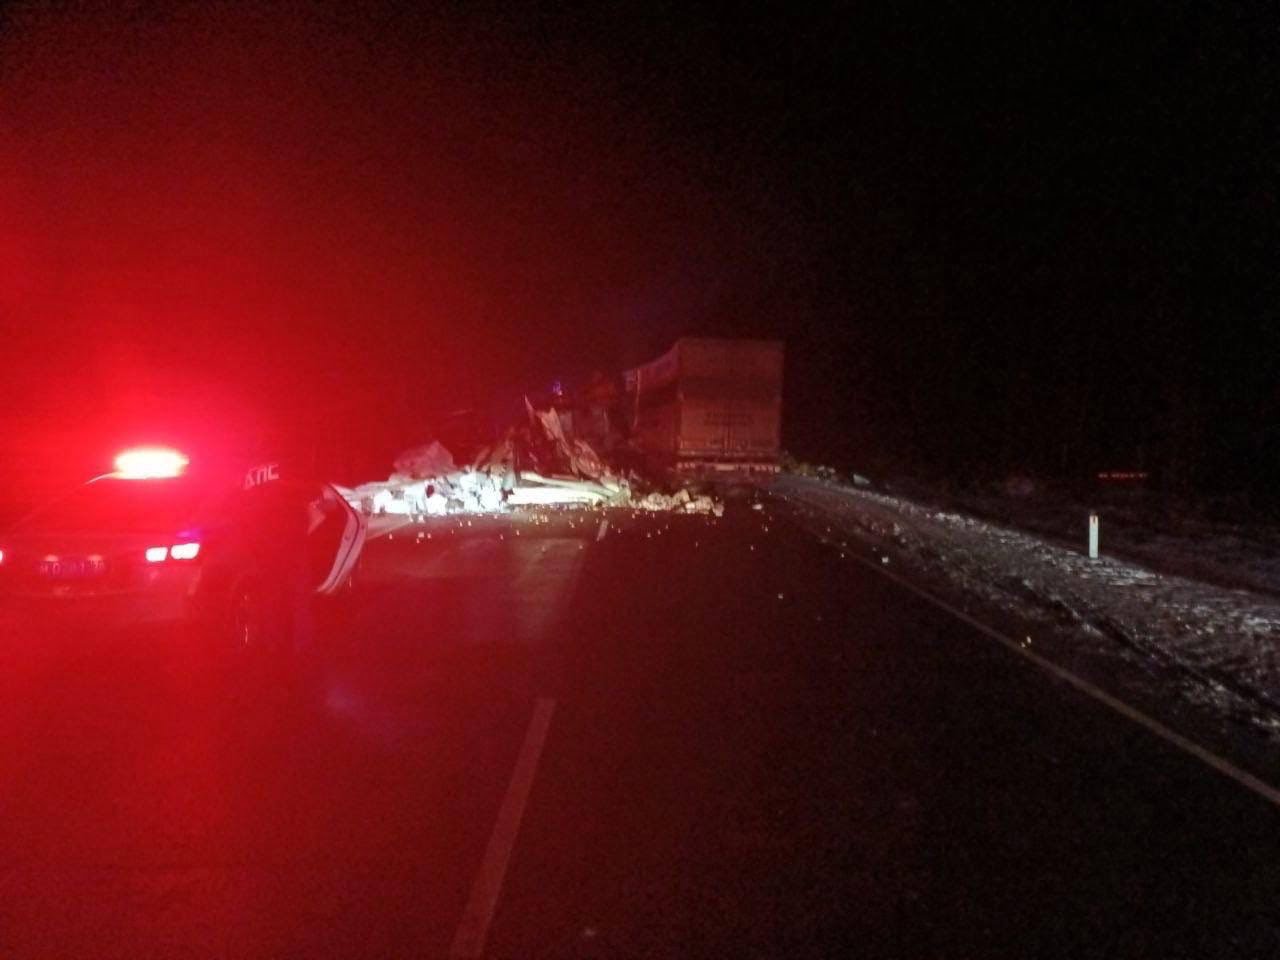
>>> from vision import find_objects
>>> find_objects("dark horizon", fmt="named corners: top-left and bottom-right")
top-left (1, 1), bottom-right (1274, 501)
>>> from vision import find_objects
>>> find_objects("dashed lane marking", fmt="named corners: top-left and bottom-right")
top-left (450, 697), bottom-right (557, 959)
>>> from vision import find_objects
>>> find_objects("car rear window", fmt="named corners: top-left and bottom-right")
top-left (17, 477), bottom-right (214, 534)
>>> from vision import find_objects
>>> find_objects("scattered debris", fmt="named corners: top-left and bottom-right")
top-left (635, 490), bottom-right (724, 516)
top-left (345, 399), bottom-right (724, 518)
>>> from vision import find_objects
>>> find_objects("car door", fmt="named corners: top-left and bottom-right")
top-left (312, 483), bottom-right (367, 594)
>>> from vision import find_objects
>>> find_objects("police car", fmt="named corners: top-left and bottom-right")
top-left (0, 447), bottom-right (366, 646)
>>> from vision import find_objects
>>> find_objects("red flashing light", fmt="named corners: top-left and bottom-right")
top-left (115, 448), bottom-right (189, 479)
top-left (145, 546), bottom-right (168, 563)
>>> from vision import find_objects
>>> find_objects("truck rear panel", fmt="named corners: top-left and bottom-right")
top-left (626, 338), bottom-right (783, 476)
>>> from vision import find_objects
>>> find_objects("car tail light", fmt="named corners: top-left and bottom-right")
top-left (144, 542), bottom-right (201, 563)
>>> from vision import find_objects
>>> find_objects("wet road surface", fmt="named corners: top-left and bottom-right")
top-left (0, 501), bottom-right (1278, 957)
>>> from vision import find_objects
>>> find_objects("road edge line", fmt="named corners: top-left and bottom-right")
top-left (449, 696), bottom-right (558, 959)
top-left (851, 551), bottom-right (1280, 810)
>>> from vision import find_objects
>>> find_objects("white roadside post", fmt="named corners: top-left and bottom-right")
top-left (1088, 513), bottom-right (1100, 559)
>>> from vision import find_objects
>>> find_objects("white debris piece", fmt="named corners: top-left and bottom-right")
top-left (370, 487), bottom-right (414, 515)
top-left (452, 469), bottom-right (505, 512)
top-left (636, 489), bottom-right (723, 516)
top-left (516, 471), bottom-right (619, 505)
top-left (637, 491), bottom-right (675, 511)
top-left (508, 486), bottom-right (607, 506)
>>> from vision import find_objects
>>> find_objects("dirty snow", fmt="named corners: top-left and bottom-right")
top-left (940, 484), bottom-right (1280, 601)
top-left (775, 474), bottom-right (1280, 748)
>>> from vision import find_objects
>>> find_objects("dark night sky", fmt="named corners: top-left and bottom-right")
top-left (0, 2), bottom-right (1275, 495)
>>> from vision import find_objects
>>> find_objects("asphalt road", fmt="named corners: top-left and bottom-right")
top-left (1, 499), bottom-right (1278, 958)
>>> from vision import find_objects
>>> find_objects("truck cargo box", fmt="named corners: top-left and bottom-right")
top-left (624, 338), bottom-right (783, 477)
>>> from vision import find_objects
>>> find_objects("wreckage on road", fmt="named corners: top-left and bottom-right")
top-left (343, 403), bottom-right (723, 519)
top-left (343, 337), bottom-right (784, 518)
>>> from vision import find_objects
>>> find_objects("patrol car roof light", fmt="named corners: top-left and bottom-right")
top-left (115, 448), bottom-right (189, 479)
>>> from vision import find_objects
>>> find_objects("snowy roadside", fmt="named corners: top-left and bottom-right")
top-left (943, 486), bottom-right (1280, 602)
top-left (774, 474), bottom-right (1280, 754)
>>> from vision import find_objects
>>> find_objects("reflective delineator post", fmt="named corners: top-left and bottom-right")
top-left (1088, 513), bottom-right (1100, 559)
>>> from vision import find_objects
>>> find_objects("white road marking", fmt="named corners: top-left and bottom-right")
top-left (596, 518), bottom-right (609, 541)
top-left (450, 697), bottom-right (558, 959)
top-left (851, 549), bottom-right (1280, 810)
